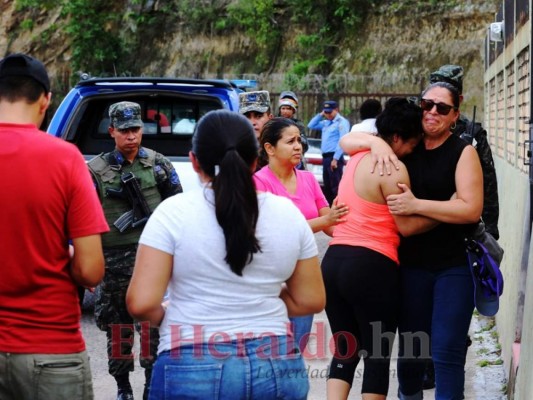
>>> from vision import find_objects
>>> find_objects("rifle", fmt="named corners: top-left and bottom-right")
top-left (107, 172), bottom-right (152, 232)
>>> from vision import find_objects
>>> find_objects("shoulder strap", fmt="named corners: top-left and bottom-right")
top-left (87, 153), bottom-right (111, 176)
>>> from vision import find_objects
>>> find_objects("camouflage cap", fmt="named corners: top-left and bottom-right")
top-left (280, 90), bottom-right (298, 104)
top-left (239, 90), bottom-right (270, 114)
top-left (429, 64), bottom-right (464, 94)
top-left (109, 101), bottom-right (144, 129)
top-left (279, 98), bottom-right (297, 111)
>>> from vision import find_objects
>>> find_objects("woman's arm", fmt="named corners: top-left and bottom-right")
top-left (386, 146), bottom-right (483, 224)
top-left (307, 203), bottom-right (349, 236)
top-left (340, 131), bottom-right (400, 175)
top-left (379, 163), bottom-right (439, 236)
top-left (280, 256), bottom-right (326, 317)
top-left (126, 244), bottom-right (173, 327)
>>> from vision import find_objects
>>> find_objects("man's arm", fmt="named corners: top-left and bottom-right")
top-left (307, 113), bottom-right (324, 130)
top-left (71, 235), bottom-right (105, 287)
top-left (333, 117), bottom-right (351, 161)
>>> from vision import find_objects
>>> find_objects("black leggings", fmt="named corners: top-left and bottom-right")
top-left (321, 245), bottom-right (400, 395)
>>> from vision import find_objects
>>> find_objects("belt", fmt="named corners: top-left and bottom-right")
top-left (322, 152), bottom-right (335, 157)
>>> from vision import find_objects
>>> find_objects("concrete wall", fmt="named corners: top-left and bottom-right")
top-left (493, 159), bottom-right (530, 374)
top-left (484, 2), bottom-right (533, 397)
top-left (515, 225), bottom-right (533, 398)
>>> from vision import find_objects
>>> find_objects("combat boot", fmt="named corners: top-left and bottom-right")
top-left (115, 373), bottom-right (134, 400)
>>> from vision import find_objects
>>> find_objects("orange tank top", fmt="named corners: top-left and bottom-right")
top-left (330, 151), bottom-right (400, 264)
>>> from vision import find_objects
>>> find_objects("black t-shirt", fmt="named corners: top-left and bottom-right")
top-left (399, 134), bottom-right (476, 270)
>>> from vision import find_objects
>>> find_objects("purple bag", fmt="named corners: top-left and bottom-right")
top-left (466, 237), bottom-right (504, 317)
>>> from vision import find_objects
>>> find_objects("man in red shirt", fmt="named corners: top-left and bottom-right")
top-left (0, 53), bottom-right (109, 400)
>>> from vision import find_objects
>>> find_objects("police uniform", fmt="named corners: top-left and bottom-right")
top-left (88, 101), bottom-right (182, 400)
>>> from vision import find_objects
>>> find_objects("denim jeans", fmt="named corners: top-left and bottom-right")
top-left (289, 314), bottom-right (314, 352)
top-left (0, 351), bottom-right (93, 400)
top-left (397, 265), bottom-right (474, 400)
top-left (149, 335), bottom-right (309, 400)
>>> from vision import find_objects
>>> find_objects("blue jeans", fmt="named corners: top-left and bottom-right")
top-left (289, 315), bottom-right (314, 352)
top-left (149, 335), bottom-right (309, 400)
top-left (397, 265), bottom-right (474, 400)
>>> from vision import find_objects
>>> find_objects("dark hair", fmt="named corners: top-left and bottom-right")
top-left (360, 99), bottom-right (382, 120)
top-left (0, 76), bottom-right (45, 103)
top-left (421, 82), bottom-right (461, 109)
top-left (376, 97), bottom-right (424, 144)
top-left (192, 110), bottom-right (261, 276)
top-left (258, 117), bottom-right (299, 168)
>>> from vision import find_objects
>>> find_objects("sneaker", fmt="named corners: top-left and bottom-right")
top-left (117, 388), bottom-right (134, 400)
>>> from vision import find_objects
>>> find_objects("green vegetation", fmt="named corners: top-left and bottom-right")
top-left (13, 0), bottom-right (376, 79)
top-left (15, 0), bottom-right (124, 78)
top-left (10, 0), bottom-right (469, 84)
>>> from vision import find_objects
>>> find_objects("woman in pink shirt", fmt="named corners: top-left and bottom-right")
top-left (254, 117), bottom-right (348, 353)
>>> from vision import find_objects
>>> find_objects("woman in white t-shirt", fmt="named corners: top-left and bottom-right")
top-left (126, 109), bottom-right (325, 400)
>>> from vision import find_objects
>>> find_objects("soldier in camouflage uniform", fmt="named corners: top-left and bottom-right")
top-left (89, 102), bottom-right (182, 400)
top-left (239, 90), bottom-right (273, 140)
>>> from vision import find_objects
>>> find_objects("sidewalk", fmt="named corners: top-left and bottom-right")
top-left (307, 232), bottom-right (508, 399)
top-left (305, 310), bottom-right (507, 399)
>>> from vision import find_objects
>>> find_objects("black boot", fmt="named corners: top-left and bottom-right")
top-left (115, 373), bottom-right (134, 400)
top-left (143, 368), bottom-right (152, 400)
top-left (422, 359), bottom-right (435, 390)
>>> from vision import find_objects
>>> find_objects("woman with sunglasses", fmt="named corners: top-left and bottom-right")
top-left (322, 98), bottom-right (434, 400)
top-left (339, 82), bottom-right (483, 400)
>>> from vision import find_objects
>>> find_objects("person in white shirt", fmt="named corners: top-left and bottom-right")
top-left (351, 98), bottom-right (382, 134)
top-left (126, 109), bottom-right (325, 400)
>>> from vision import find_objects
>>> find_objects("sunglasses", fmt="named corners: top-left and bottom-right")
top-left (420, 99), bottom-right (457, 116)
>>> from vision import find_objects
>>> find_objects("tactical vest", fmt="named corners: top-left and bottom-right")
top-left (88, 149), bottom-right (163, 248)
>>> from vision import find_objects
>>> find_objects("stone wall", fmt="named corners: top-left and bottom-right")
top-left (1, 1), bottom-right (497, 113)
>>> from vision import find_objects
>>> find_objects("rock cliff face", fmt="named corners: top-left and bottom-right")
top-left (0, 0), bottom-right (496, 116)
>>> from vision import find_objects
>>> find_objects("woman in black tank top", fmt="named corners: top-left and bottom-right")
top-left (385, 83), bottom-right (483, 400)
top-left (338, 82), bottom-right (483, 400)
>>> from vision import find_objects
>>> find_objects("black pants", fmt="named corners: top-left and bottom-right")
top-left (321, 245), bottom-right (400, 395)
top-left (322, 153), bottom-right (344, 205)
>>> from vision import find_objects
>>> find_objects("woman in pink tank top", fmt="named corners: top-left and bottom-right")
top-left (321, 98), bottom-right (434, 400)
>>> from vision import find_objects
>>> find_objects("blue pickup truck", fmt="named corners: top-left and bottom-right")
top-left (47, 77), bottom-right (241, 191)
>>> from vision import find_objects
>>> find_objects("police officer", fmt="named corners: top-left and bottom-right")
top-left (88, 101), bottom-right (182, 400)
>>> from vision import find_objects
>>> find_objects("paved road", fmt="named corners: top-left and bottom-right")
top-left (81, 232), bottom-right (507, 399)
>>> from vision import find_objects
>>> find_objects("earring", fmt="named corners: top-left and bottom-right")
top-left (450, 122), bottom-right (457, 130)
